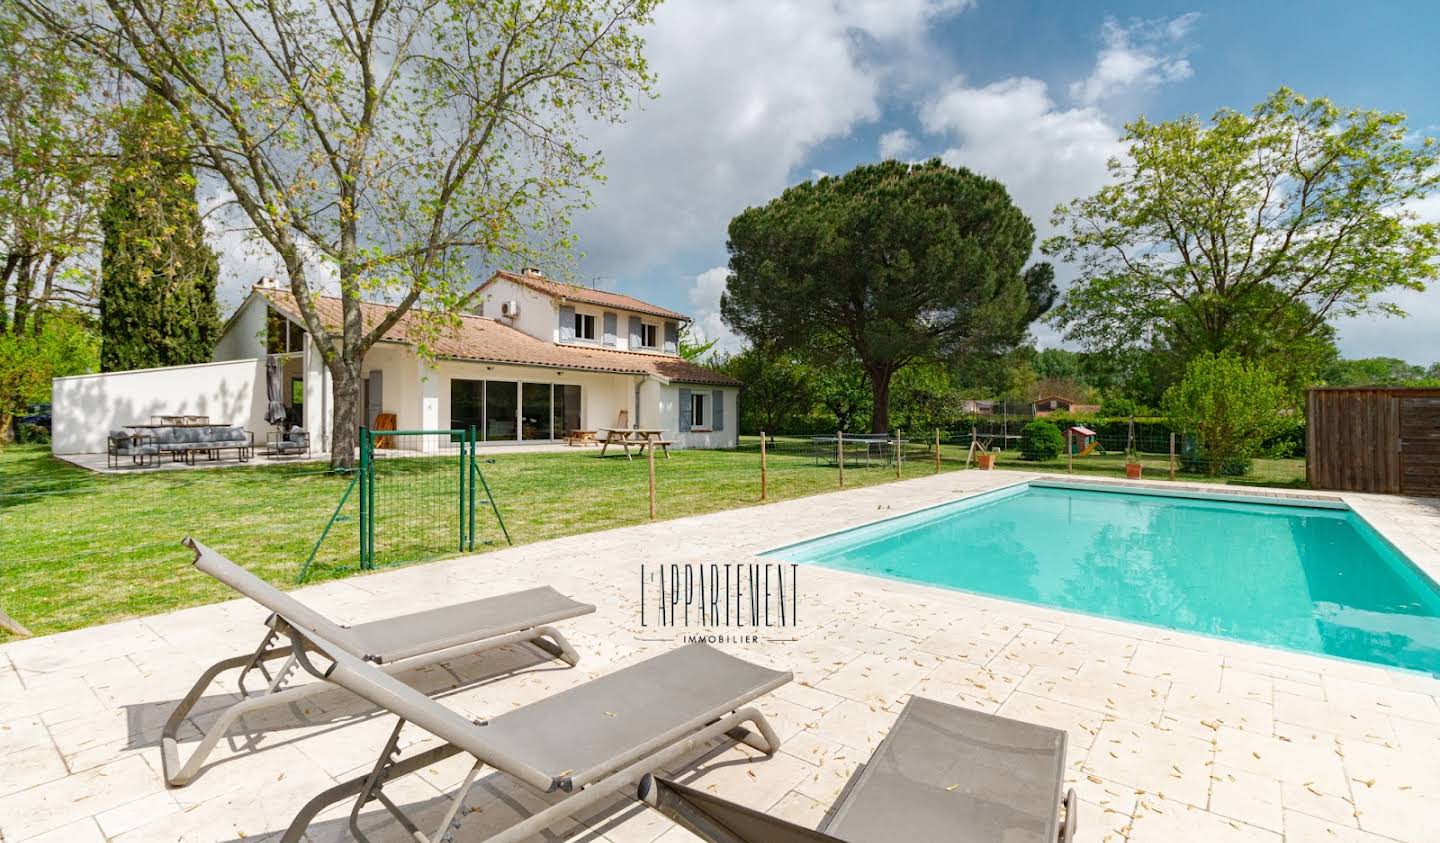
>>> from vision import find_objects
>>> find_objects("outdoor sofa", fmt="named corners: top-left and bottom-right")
top-left (152, 425), bottom-right (254, 464)
top-left (162, 538), bottom-right (595, 786)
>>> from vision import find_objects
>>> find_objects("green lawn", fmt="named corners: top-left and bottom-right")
top-left (0, 439), bottom-right (1306, 640)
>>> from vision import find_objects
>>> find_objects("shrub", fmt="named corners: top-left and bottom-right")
top-left (1163, 353), bottom-right (1290, 476)
top-left (1019, 420), bottom-right (1064, 460)
top-left (1099, 397), bottom-right (1137, 417)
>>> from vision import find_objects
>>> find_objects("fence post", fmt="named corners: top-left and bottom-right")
top-left (837, 430), bottom-right (845, 488)
top-left (1067, 429), bottom-right (1073, 474)
top-left (934, 428), bottom-right (941, 474)
top-left (468, 425), bottom-right (477, 550)
top-left (965, 429), bottom-right (977, 469)
top-left (648, 436), bottom-right (657, 520)
top-left (458, 426), bottom-right (467, 552)
top-left (895, 429), bottom-right (902, 479)
top-left (359, 426), bottom-right (373, 570)
top-left (760, 431), bottom-right (768, 501)
top-left (1169, 432), bottom-right (1177, 481)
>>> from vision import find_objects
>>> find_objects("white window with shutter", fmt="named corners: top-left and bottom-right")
top-left (690, 392), bottom-right (707, 430)
top-left (640, 323), bottom-right (658, 349)
top-left (573, 312), bottom-right (596, 341)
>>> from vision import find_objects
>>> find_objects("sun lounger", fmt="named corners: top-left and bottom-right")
top-left (279, 640), bottom-right (790, 843)
top-left (161, 538), bottom-right (595, 786)
top-left (639, 695), bottom-right (1077, 843)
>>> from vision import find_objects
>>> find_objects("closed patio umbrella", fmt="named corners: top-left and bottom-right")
top-left (265, 357), bottom-right (288, 426)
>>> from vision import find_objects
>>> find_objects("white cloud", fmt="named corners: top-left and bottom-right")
top-left (571, 0), bottom-right (969, 279)
top-left (685, 265), bottom-right (743, 353)
top-left (921, 76), bottom-right (1125, 232)
top-left (1069, 14), bottom-right (1198, 106)
top-left (878, 128), bottom-right (916, 160)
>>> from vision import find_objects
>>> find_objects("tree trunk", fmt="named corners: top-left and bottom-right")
top-left (328, 358), bottom-right (361, 470)
top-left (868, 367), bottom-right (893, 434)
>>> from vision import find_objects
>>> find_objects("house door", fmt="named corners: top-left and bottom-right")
top-left (364, 371), bottom-right (383, 429)
top-left (1399, 396), bottom-right (1440, 496)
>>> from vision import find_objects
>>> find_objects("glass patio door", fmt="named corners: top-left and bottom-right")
top-left (484, 380), bottom-right (518, 441)
top-left (521, 383), bottom-right (552, 440)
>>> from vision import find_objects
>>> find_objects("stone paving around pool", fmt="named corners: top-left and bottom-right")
top-left (2, 470), bottom-right (1439, 843)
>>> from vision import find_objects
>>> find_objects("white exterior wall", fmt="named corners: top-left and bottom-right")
top-left (303, 336), bottom-right (333, 452)
top-left (213, 295), bottom-right (267, 361)
top-left (658, 384), bottom-right (739, 449)
top-left (479, 277), bottom-right (559, 342)
top-left (51, 359), bottom-right (269, 454)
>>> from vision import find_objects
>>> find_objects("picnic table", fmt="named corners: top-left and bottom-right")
top-left (598, 428), bottom-right (672, 461)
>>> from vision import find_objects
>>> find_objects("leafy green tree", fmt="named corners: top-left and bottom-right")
top-left (1032, 348), bottom-right (1084, 381)
top-left (0, 310), bottom-right (97, 442)
top-left (1162, 353), bottom-right (1290, 476)
top-left (99, 94), bottom-right (219, 371)
top-left (1321, 356), bottom-right (1437, 386)
top-left (0, 7), bottom-right (109, 336)
top-left (1045, 88), bottom-right (1439, 388)
top-left (1019, 420), bottom-right (1064, 461)
top-left (677, 323), bottom-right (718, 364)
top-left (1098, 397), bottom-right (1137, 417)
top-left (811, 357), bottom-right (871, 432)
top-left (23, 0), bottom-right (658, 467)
top-left (717, 347), bottom-right (814, 435)
top-left (890, 362), bottom-right (963, 433)
top-left (723, 159), bottom-right (1056, 433)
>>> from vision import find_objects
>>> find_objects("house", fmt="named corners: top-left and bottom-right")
top-left (958, 399), bottom-right (996, 416)
top-left (1031, 395), bottom-right (1100, 417)
top-left (51, 268), bottom-right (739, 454)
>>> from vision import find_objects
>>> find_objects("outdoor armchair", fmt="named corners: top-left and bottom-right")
top-left (161, 538), bottom-right (595, 786)
top-left (106, 429), bottom-right (157, 468)
top-left (264, 426), bottom-right (310, 458)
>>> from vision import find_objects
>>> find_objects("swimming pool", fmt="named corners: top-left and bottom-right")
top-left (765, 482), bottom-right (1440, 675)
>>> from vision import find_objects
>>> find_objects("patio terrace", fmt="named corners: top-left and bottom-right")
top-left (1, 470), bottom-right (1438, 842)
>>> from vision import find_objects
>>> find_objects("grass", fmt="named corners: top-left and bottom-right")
top-left (0, 438), bottom-right (1307, 641)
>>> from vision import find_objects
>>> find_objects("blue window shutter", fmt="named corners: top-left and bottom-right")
top-left (629, 316), bottom-right (642, 349)
top-left (678, 388), bottom-right (692, 432)
top-left (559, 306), bottom-right (575, 341)
top-left (603, 311), bottom-right (617, 347)
top-left (712, 389), bottom-right (724, 431)
top-left (663, 321), bottom-right (678, 354)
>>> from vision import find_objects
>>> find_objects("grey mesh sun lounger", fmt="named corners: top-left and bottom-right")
top-left (162, 538), bottom-right (594, 786)
top-left (278, 638), bottom-right (790, 843)
top-left (639, 695), bottom-right (1078, 843)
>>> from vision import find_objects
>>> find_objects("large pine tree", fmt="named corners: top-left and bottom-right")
top-left (100, 93), bottom-right (219, 371)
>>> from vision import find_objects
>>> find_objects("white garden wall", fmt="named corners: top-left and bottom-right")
top-left (51, 358), bottom-right (269, 454)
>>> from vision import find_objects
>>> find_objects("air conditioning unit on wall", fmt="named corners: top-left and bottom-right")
top-left (500, 300), bottom-right (520, 318)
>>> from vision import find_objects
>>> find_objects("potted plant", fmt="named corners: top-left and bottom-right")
top-left (1124, 447), bottom-right (1143, 479)
top-left (976, 449), bottom-right (998, 470)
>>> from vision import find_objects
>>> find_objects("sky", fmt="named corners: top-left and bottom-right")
top-left (212, 0), bottom-right (1440, 363)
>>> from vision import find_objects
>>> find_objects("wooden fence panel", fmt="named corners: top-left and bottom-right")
top-left (1308, 388), bottom-right (1440, 494)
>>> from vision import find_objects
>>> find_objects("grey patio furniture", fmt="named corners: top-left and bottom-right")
top-left (639, 695), bottom-right (1077, 843)
top-left (161, 538), bottom-right (595, 787)
top-left (265, 426), bottom-right (310, 458)
top-left (152, 425), bottom-right (253, 464)
top-left (106, 429), bottom-right (157, 468)
top-left (278, 640), bottom-right (790, 843)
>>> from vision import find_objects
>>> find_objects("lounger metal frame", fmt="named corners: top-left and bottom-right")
top-left (162, 538), bottom-right (589, 787)
top-left (277, 637), bottom-right (787, 843)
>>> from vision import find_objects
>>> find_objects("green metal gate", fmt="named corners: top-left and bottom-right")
top-left (298, 426), bottom-right (509, 582)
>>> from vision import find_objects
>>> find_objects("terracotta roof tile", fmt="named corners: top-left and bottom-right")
top-left (258, 288), bottom-right (738, 387)
top-left (481, 270), bottom-right (690, 321)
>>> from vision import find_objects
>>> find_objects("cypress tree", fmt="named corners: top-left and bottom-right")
top-left (100, 93), bottom-right (220, 371)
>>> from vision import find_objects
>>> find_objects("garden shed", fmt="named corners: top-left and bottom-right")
top-left (1306, 387), bottom-right (1440, 496)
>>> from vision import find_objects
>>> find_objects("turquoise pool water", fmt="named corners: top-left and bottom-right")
top-left (766, 484), bottom-right (1440, 675)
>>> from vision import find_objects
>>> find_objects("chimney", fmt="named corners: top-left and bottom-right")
top-left (522, 266), bottom-right (544, 278)
top-left (255, 276), bottom-right (285, 290)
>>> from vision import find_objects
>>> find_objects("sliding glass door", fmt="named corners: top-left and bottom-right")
top-left (484, 380), bottom-right (518, 441)
top-left (521, 383), bottom-right (552, 440)
top-left (451, 377), bottom-right (580, 443)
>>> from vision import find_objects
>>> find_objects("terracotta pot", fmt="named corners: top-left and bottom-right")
top-left (976, 452), bottom-right (997, 470)
top-left (1125, 462), bottom-right (1143, 479)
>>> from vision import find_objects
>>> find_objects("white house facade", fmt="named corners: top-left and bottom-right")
top-left (51, 269), bottom-right (739, 454)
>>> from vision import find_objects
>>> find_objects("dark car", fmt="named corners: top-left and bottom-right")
top-left (16, 403), bottom-right (51, 434)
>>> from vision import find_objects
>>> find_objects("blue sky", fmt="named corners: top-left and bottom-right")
top-left (207, 2), bottom-right (1439, 362)
top-left (557, 1), bottom-right (1440, 362)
